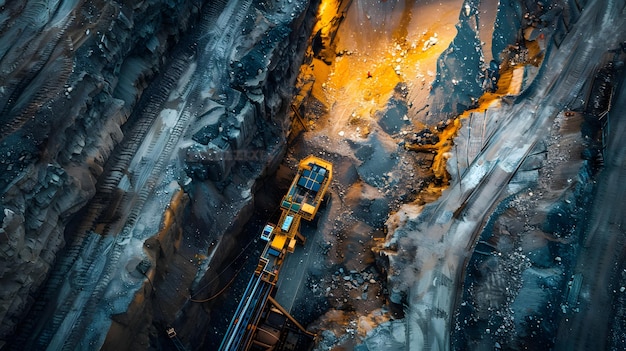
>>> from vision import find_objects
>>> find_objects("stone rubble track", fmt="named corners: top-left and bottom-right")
top-left (9, 0), bottom-right (268, 348)
top-left (10, 24), bottom-right (198, 351)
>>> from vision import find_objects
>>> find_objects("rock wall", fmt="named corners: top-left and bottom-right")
top-left (103, 189), bottom-right (189, 351)
top-left (427, 0), bottom-right (564, 123)
top-left (169, 1), bottom-right (324, 348)
top-left (372, 0), bottom-right (625, 349)
top-left (1, 0), bottom-right (324, 347)
top-left (183, 0), bottom-right (319, 183)
top-left (427, 0), bottom-right (485, 123)
top-left (0, 0), bottom-right (202, 339)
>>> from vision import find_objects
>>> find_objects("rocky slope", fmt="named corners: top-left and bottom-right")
top-left (267, 0), bottom-right (624, 350)
top-left (1, 0), bottom-right (320, 349)
top-left (0, 0), bottom-right (202, 340)
top-left (372, 0), bottom-right (626, 350)
top-left (2, 0), bottom-right (625, 350)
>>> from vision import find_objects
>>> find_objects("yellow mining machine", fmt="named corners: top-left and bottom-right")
top-left (220, 155), bottom-right (332, 351)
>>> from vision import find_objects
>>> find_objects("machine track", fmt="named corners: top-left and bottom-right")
top-left (9, 33), bottom-right (198, 351)
top-left (10, 1), bottom-right (261, 348)
top-left (0, 20), bottom-right (73, 142)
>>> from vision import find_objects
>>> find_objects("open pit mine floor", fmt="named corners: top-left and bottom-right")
top-left (2, 0), bottom-right (626, 351)
top-left (281, 0), bottom-right (626, 350)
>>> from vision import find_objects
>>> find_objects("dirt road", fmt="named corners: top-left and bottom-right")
top-left (386, 1), bottom-right (626, 350)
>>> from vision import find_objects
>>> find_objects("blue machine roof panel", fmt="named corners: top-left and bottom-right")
top-left (281, 215), bottom-right (294, 232)
top-left (298, 177), bottom-right (307, 187)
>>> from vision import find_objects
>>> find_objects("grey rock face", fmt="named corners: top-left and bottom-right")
top-left (375, 0), bottom-right (626, 350)
top-left (0, 0), bottom-right (201, 339)
top-left (428, 0), bottom-right (485, 123)
top-left (2, 0), bottom-right (320, 348)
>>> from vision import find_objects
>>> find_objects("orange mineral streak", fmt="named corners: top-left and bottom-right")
top-left (310, 0), bottom-right (460, 138)
top-left (157, 189), bottom-right (185, 249)
top-left (430, 118), bottom-right (462, 181)
top-left (315, 0), bottom-right (340, 36)
top-left (427, 39), bottom-right (545, 184)
top-left (320, 27), bottom-right (456, 138)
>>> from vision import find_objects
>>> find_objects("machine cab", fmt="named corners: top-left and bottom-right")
top-left (260, 225), bottom-right (274, 241)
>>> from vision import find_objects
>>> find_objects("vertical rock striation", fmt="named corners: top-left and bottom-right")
top-left (2, 0), bottom-right (321, 349)
top-left (372, 0), bottom-right (626, 350)
top-left (428, 0), bottom-right (485, 123)
top-left (0, 0), bottom-right (202, 340)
